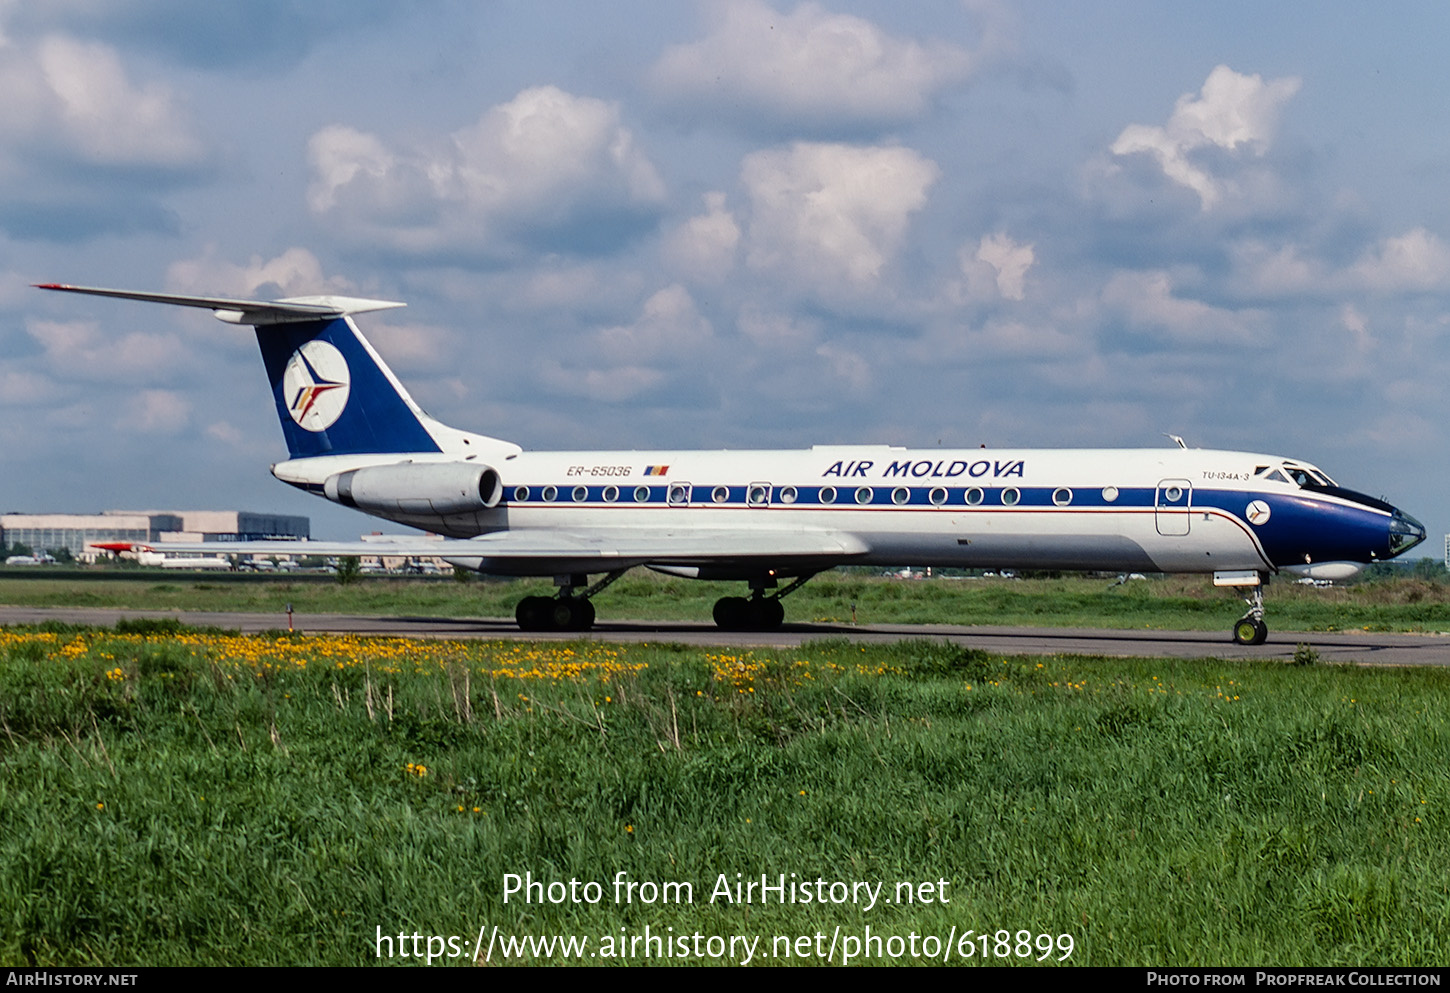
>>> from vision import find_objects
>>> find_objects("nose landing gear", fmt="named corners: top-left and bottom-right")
top-left (1231, 580), bottom-right (1268, 646)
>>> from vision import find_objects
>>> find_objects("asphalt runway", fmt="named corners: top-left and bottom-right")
top-left (3, 605), bottom-right (1447, 666)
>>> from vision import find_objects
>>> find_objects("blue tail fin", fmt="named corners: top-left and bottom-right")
top-left (257, 317), bottom-right (441, 458)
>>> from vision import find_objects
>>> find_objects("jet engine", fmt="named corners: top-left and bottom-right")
top-left (325, 462), bottom-right (503, 516)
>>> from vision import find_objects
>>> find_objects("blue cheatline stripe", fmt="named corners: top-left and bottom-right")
top-left (503, 484), bottom-right (1193, 509)
top-left (256, 318), bottom-right (441, 459)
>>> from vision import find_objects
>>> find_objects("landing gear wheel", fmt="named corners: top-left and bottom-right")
top-left (1232, 617), bottom-right (1268, 646)
top-left (547, 597), bottom-right (596, 632)
top-left (517, 595), bottom-right (595, 632)
top-left (713, 596), bottom-right (750, 630)
top-left (516, 595), bottom-right (550, 632)
top-left (752, 597), bottom-right (785, 629)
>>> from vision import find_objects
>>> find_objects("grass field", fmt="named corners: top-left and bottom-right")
top-left (4, 569), bottom-right (1450, 633)
top-left (2, 620), bottom-right (1446, 966)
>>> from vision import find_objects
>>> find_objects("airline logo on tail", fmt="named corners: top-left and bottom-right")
top-left (283, 340), bottom-right (350, 431)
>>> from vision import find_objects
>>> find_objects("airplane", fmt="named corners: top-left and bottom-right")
top-left (37, 282), bottom-right (1427, 644)
top-left (90, 541), bottom-right (234, 570)
top-left (4, 551), bottom-right (56, 567)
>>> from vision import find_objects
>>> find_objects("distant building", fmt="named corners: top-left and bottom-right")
top-left (121, 510), bottom-right (310, 543)
top-left (2, 510), bottom-right (308, 561)
top-left (1444, 534), bottom-right (1449, 571)
top-left (2, 513), bottom-right (182, 559)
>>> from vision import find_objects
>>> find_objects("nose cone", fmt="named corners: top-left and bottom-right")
top-left (1388, 508), bottom-right (1427, 557)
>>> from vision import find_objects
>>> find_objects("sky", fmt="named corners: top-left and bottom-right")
top-left (3, 0), bottom-right (1448, 548)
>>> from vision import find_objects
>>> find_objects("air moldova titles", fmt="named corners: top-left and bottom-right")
top-left (821, 458), bottom-right (1026, 479)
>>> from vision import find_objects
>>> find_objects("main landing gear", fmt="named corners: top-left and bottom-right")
top-left (514, 570), bottom-right (627, 632)
top-left (712, 573), bottom-right (814, 631)
top-left (1231, 581), bottom-right (1269, 646)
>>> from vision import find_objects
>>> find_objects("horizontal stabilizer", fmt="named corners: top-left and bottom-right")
top-left (34, 284), bottom-right (405, 326)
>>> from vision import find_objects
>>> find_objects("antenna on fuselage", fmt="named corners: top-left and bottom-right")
top-left (1164, 433), bottom-right (1188, 449)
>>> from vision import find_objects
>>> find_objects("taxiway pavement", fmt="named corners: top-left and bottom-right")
top-left (2, 605), bottom-right (1446, 666)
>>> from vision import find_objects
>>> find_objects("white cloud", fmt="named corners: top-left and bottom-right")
top-left (966, 232), bottom-right (1035, 301)
top-left (814, 341), bottom-right (870, 389)
top-left (123, 388), bottom-right (191, 434)
top-left (166, 247), bottom-right (348, 299)
top-left (1340, 304), bottom-right (1371, 353)
top-left (737, 307), bottom-right (820, 352)
top-left (25, 317), bottom-right (188, 382)
top-left (307, 86), bottom-right (666, 254)
top-left (0, 34), bottom-right (206, 172)
top-left (651, 0), bottom-right (972, 130)
top-left (1111, 65), bottom-right (1300, 211)
top-left (1351, 228), bottom-right (1450, 292)
top-left (0, 368), bottom-right (56, 406)
top-left (539, 286), bottom-right (713, 403)
top-left (597, 284), bottom-right (712, 363)
top-left (205, 420), bottom-right (247, 446)
top-left (1101, 269), bottom-right (1263, 344)
top-left (741, 142), bottom-right (939, 292)
top-left (306, 126), bottom-right (393, 213)
top-left (1228, 241), bottom-right (1324, 297)
top-left (663, 192), bottom-right (740, 283)
top-left (538, 361), bottom-right (665, 404)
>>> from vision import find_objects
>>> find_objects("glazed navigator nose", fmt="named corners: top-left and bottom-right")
top-left (1389, 509), bottom-right (1426, 556)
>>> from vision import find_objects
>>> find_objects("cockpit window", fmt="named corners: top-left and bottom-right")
top-left (1264, 468), bottom-right (1291, 485)
top-left (1277, 461), bottom-right (1337, 488)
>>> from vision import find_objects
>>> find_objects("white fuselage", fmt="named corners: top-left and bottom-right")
top-left (272, 444), bottom-right (1404, 578)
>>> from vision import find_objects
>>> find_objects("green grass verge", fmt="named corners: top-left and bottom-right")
top-left (5, 571), bottom-right (1450, 633)
top-left (1, 624), bottom-right (1446, 965)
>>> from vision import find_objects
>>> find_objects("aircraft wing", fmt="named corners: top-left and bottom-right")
top-left (146, 528), bottom-right (870, 572)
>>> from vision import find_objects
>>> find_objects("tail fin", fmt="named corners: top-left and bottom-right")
top-left (256, 315), bottom-right (444, 458)
top-left (35, 283), bottom-right (519, 460)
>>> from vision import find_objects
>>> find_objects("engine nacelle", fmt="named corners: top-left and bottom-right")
top-left (325, 462), bottom-right (503, 516)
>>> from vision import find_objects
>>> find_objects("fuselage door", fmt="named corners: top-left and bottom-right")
top-left (1155, 479), bottom-right (1192, 536)
top-left (747, 482), bottom-right (772, 508)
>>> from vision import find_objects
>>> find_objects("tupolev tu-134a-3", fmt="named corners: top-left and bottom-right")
top-left (38, 283), bottom-right (1426, 644)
